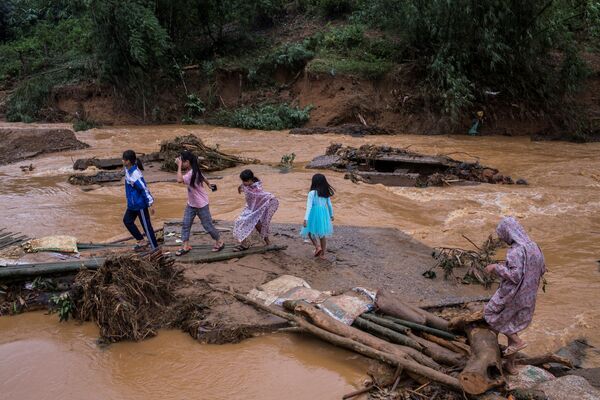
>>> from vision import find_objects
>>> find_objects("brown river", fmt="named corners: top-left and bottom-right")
top-left (1, 122), bottom-right (599, 399)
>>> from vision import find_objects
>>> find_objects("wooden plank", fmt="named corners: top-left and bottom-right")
top-left (176, 244), bottom-right (287, 264)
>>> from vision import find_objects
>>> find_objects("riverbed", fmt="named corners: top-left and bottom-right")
top-left (1, 122), bottom-right (599, 397)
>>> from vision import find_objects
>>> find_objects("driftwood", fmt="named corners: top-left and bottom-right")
top-left (458, 324), bottom-right (504, 395)
top-left (353, 317), bottom-right (422, 351)
top-left (376, 289), bottom-right (450, 330)
top-left (421, 332), bottom-right (471, 356)
top-left (376, 289), bottom-right (427, 324)
top-left (214, 290), bottom-right (462, 390)
top-left (515, 353), bottom-right (574, 368)
top-left (284, 301), bottom-right (441, 370)
top-left (448, 309), bottom-right (485, 332)
top-left (382, 315), bottom-right (457, 341)
top-left (407, 332), bottom-right (466, 368)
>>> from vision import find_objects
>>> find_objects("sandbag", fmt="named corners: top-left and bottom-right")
top-left (23, 236), bottom-right (78, 253)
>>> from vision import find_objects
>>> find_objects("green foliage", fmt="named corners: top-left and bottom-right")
top-left (73, 119), bottom-right (99, 131)
top-left (185, 93), bottom-right (206, 116)
top-left (305, 0), bottom-right (356, 18)
top-left (214, 103), bottom-right (312, 130)
top-left (6, 75), bottom-right (54, 122)
top-left (50, 292), bottom-right (75, 322)
top-left (357, 0), bottom-right (592, 121)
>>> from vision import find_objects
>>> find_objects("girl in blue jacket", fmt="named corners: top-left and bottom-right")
top-left (122, 150), bottom-right (158, 250)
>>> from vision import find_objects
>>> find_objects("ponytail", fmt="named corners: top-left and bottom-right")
top-left (240, 169), bottom-right (259, 183)
top-left (122, 149), bottom-right (144, 171)
top-left (181, 150), bottom-right (203, 187)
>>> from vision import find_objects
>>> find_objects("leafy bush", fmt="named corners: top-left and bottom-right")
top-left (307, 0), bottom-right (355, 18)
top-left (50, 292), bottom-right (75, 322)
top-left (357, 0), bottom-right (591, 121)
top-left (6, 75), bottom-right (54, 122)
top-left (214, 103), bottom-right (312, 130)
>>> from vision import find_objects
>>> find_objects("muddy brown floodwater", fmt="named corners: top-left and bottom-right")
top-left (1, 122), bottom-right (600, 398)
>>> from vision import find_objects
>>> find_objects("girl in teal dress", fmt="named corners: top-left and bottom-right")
top-left (301, 174), bottom-right (335, 259)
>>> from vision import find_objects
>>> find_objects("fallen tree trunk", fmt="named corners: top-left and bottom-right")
top-left (353, 317), bottom-right (423, 351)
top-left (448, 309), bottom-right (485, 332)
top-left (422, 332), bottom-right (471, 356)
top-left (382, 315), bottom-right (457, 341)
top-left (458, 324), bottom-right (504, 395)
top-left (407, 332), bottom-right (466, 368)
top-left (376, 289), bottom-right (427, 324)
top-left (214, 288), bottom-right (462, 390)
top-left (283, 301), bottom-right (440, 370)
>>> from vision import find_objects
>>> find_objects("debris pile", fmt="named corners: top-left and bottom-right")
top-left (308, 144), bottom-right (518, 187)
top-left (72, 252), bottom-right (180, 342)
top-left (217, 278), bottom-right (573, 398)
top-left (424, 235), bottom-right (504, 287)
top-left (159, 134), bottom-right (258, 172)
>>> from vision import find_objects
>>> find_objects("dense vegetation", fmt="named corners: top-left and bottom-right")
top-left (1, 0), bottom-right (599, 131)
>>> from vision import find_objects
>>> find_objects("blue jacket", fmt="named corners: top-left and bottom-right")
top-left (124, 165), bottom-right (154, 211)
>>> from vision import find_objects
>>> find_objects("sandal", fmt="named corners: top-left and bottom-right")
top-left (314, 248), bottom-right (323, 257)
top-left (503, 343), bottom-right (527, 357)
top-left (232, 244), bottom-right (250, 252)
top-left (133, 243), bottom-right (149, 252)
top-left (175, 248), bottom-right (191, 257)
top-left (212, 243), bottom-right (225, 252)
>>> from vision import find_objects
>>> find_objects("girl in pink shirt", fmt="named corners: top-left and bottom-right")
top-left (175, 150), bottom-right (224, 255)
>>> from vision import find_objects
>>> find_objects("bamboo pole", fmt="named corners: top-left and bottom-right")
top-left (211, 286), bottom-right (462, 390)
top-left (382, 315), bottom-right (458, 341)
top-left (360, 313), bottom-right (411, 334)
top-left (353, 317), bottom-right (423, 351)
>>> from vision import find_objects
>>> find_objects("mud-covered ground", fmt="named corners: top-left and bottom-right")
top-left (172, 222), bottom-right (490, 343)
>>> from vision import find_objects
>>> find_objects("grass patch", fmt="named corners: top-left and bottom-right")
top-left (213, 103), bottom-right (312, 130)
top-left (307, 56), bottom-right (392, 79)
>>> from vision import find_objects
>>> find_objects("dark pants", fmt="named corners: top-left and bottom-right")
top-left (123, 208), bottom-right (158, 249)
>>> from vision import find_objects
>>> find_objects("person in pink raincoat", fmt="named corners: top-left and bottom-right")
top-left (232, 169), bottom-right (279, 251)
top-left (484, 216), bottom-right (546, 373)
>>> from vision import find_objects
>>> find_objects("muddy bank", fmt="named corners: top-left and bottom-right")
top-left (0, 127), bottom-right (88, 165)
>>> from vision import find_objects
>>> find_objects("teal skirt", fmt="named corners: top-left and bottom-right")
top-left (300, 204), bottom-right (333, 239)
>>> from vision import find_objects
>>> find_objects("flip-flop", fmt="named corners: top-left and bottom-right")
top-left (313, 248), bottom-right (323, 257)
top-left (212, 243), bottom-right (225, 252)
top-left (175, 248), bottom-right (191, 257)
top-left (503, 343), bottom-right (527, 357)
top-left (232, 245), bottom-right (250, 252)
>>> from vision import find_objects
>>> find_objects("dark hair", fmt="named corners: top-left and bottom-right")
top-left (122, 149), bottom-right (144, 171)
top-left (310, 173), bottom-right (335, 198)
top-left (240, 169), bottom-right (259, 183)
top-left (181, 150), bottom-right (204, 187)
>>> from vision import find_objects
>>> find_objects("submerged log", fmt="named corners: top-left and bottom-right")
top-left (458, 324), bottom-right (504, 395)
top-left (215, 289), bottom-right (461, 390)
top-left (283, 301), bottom-right (440, 370)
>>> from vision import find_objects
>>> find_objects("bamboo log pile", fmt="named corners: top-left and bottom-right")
top-left (210, 285), bottom-right (570, 397)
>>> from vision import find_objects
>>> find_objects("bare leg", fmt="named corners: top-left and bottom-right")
top-left (182, 240), bottom-right (192, 251)
top-left (307, 233), bottom-right (321, 255)
top-left (505, 353), bottom-right (519, 375)
top-left (319, 237), bottom-right (327, 259)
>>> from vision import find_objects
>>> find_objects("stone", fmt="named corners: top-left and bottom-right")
top-left (535, 375), bottom-right (600, 400)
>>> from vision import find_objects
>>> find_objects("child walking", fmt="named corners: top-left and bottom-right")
top-left (232, 169), bottom-right (279, 251)
top-left (122, 150), bottom-right (159, 251)
top-left (175, 150), bottom-right (224, 256)
top-left (301, 174), bottom-right (334, 259)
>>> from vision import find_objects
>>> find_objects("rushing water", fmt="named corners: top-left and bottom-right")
top-left (1, 122), bottom-right (600, 397)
